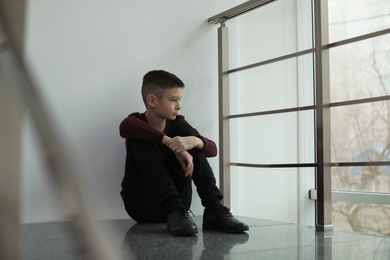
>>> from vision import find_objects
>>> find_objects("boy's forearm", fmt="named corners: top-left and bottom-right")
top-left (163, 135), bottom-right (204, 152)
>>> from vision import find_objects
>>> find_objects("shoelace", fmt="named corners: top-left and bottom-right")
top-left (219, 206), bottom-right (233, 217)
top-left (177, 209), bottom-right (191, 219)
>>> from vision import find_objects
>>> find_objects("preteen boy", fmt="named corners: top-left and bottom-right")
top-left (119, 70), bottom-right (249, 236)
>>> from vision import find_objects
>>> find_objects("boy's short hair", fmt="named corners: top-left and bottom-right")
top-left (141, 70), bottom-right (185, 106)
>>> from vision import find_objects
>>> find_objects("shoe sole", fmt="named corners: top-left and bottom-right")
top-left (168, 225), bottom-right (198, 236)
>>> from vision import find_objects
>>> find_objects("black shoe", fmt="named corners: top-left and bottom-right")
top-left (167, 209), bottom-right (198, 236)
top-left (202, 206), bottom-right (249, 233)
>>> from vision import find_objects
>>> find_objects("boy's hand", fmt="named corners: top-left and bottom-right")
top-left (175, 151), bottom-right (194, 177)
top-left (166, 136), bottom-right (204, 154)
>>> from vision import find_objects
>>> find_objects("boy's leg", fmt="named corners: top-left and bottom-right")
top-left (121, 139), bottom-right (175, 222)
top-left (190, 148), bottom-right (249, 233)
top-left (121, 139), bottom-right (197, 235)
top-left (168, 122), bottom-right (223, 207)
top-left (169, 122), bottom-right (249, 233)
top-left (164, 151), bottom-right (192, 211)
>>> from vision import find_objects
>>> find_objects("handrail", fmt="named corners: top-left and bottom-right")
top-left (208, 0), bottom-right (277, 24)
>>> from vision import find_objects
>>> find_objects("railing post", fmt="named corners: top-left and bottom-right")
top-left (218, 22), bottom-right (231, 207)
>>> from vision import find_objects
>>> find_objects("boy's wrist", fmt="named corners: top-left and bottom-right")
top-left (195, 137), bottom-right (205, 149)
top-left (162, 135), bottom-right (171, 145)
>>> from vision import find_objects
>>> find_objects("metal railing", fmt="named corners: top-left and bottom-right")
top-left (208, 0), bottom-right (390, 232)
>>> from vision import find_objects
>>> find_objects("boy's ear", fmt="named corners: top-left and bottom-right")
top-left (146, 94), bottom-right (158, 107)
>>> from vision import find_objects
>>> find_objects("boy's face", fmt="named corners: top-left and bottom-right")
top-left (154, 87), bottom-right (182, 120)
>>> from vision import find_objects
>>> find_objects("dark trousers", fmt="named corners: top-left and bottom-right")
top-left (121, 123), bottom-right (223, 223)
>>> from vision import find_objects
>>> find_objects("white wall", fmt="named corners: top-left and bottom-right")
top-left (21, 0), bottom-right (237, 223)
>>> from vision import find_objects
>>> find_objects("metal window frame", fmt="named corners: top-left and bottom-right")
top-left (332, 191), bottom-right (390, 205)
top-left (310, 190), bottom-right (390, 205)
top-left (208, 0), bottom-right (390, 232)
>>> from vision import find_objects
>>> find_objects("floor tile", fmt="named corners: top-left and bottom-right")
top-left (22, 216), bottom-right (390, 259)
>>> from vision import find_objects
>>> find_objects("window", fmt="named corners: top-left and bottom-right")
top-left (329, 0), bottom-right (390, 235)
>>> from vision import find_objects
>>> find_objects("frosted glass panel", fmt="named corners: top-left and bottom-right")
top-left (229, 54), bottom-right (314, 115)
top-left (230, 110), bottom-right (314, 164)
top-left (228, 0), bottom-right (313, 69)
top-left (232, 167), bottom-right (300, 223)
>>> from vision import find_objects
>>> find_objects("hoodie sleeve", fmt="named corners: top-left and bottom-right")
top-left (193, 129), bottom-right (217, 157)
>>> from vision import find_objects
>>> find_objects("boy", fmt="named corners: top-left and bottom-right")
top-left (119, 70), bottom-right (248, 236)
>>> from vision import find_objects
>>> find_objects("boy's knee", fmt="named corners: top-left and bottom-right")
top-left (168, 122), bottom-right (196, 137)
top-left (126, 139), bottom-right (159, 153)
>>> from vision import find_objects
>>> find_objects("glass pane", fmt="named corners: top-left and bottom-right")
top-left (329, 34), bottom-right (390, 103)
top-left (230, 110), bottom-right (315, 164)
top-left (332, 167), bottom-right (390, 193)
top-left (333, 201), bottom-right (390, 235)
top-left (231, 167), bottom-right (300, 223)
top-left (330, 101), bottom-right (390, 163)
top-left (229, 54), bottom-right (314, 115)
top-left (328, 0), bottom-right (390, 43)
top-left (228, 0), bottom-right (313, 69)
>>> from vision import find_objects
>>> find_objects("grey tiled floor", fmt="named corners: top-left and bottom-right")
top-left (22, 216), bottom-right (390, 259)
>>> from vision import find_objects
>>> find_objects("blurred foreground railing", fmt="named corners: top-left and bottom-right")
top-left (0, 3), bottom-right (118, 259)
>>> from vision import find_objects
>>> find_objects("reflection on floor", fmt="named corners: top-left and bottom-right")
top-left (22, 216), bottom-right (390, 259)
